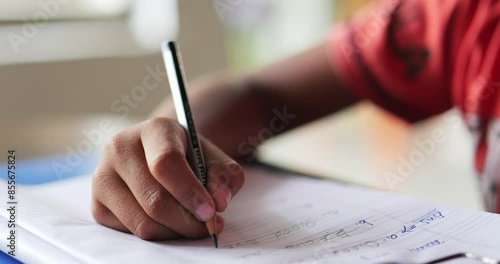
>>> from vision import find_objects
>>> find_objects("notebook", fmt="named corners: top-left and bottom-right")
top-left (1, 166), bottom-right (499, 263)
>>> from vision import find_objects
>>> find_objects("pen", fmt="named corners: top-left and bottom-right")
top-left (161, 41), bottom-right (218, 248)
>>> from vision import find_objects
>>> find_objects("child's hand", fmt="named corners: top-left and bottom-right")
top-left (91, 117), bottom-right (245, 240)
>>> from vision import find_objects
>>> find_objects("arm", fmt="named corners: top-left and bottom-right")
top-left (92, 43), bottom-right (357, 240)
top-left (151, 44), bottom-right (358, 158)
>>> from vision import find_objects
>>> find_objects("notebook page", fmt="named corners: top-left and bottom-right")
top-left (1, 166), bottom-right (500, 264)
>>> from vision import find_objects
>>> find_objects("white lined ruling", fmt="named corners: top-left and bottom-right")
top-left (1, 166), bottom-right (500, 263)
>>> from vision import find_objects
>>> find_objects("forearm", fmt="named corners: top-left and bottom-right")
top-left (150, 73), bottom-right (269, 159)
top-left (245, 44), bottom-right (358, 128)
top-left (151, 44), bottom-right (359, 159)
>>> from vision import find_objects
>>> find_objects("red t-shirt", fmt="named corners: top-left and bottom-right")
top-left (329, 0), bottom-right (500, 212)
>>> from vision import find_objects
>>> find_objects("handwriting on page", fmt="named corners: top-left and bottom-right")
top-left (223, 208), bottom-right (339, 249)
top-left (291, 210), bottom-right (446, 262)
top-left (211, 204), bottom-right (450, 262)
top-left (160, 164), bottom-right (500, 264)
top-left (2, 166), bottom-right (499, 264)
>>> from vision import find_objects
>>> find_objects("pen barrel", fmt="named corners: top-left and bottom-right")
top-left (187, 144), bottom-right (207, 187)
top-left (162, 41), bottom-right (208, 187)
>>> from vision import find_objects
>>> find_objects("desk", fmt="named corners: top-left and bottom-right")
top-left (258, 103), bottom-right (484, 211)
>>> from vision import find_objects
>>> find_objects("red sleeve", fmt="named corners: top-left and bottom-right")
top-left (328, 0), bottom-right (500, 212)
top-left (328, 0), bottom-right (459, 122)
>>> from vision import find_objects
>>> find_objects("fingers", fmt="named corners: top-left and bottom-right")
top-left (92, 162), bottom-right (180, 240)
top-left (92, 117), bottom-right (238, 241)
top-left (107, 124), bottom-right (209, 238)
top-left (216, 215), bottom-right (225, 234)
top-left (140, 118), bottom-right (216, 222)
top-left (91, 200), bottom-right (128, 233)
top-left (201, 138), bottom-right (245, 212)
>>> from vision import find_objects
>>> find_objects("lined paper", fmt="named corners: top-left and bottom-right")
top-left (1, 166), bottom-right (499, 263)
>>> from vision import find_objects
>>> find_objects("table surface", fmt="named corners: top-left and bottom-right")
top-left (258, 103), bottom-right (484, 211)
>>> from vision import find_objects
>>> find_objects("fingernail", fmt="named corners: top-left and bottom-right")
top-left (217, 219), bottom-right (224, 234)
top-left (195, 203), bottom-right (215, 221)
top-left (216, 215), bottom-right (224, 234)
top-left (215, 188), bottom-right (232, 212)
top-left (215, 194), bottom-right (227, 212)
top-left (223, 190), bottom-right (232, 206)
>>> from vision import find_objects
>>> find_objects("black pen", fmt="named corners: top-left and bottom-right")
top-left (161, 41), bottom-right (218, 248)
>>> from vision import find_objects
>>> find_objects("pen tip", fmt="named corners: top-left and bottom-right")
top-left (212, 234), bottom-right (218, 248)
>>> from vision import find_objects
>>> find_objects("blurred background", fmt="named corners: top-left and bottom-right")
top-left (0, 0), bottom-right (370, 120)
top-left (0, 0), bottom-right (369, 160)
top-left (0, 1), bottom-right (482, 210)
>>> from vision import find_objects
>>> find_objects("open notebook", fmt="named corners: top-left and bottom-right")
top-left (1, 166), bottom-right (500, 263)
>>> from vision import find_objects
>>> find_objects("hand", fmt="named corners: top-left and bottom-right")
top-left (91, 117), bottom-right (245, 240)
